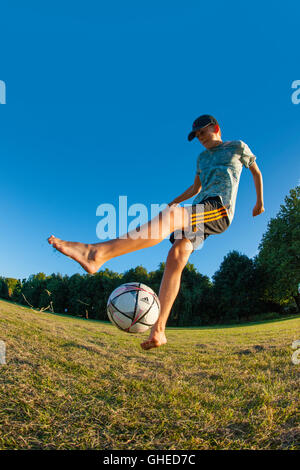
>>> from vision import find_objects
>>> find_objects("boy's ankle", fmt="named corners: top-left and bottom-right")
top-left (153, 323), bottom-right (165, 333)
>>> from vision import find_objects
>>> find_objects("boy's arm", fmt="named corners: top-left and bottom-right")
top-left (168, 174), bottom-right (202, 206)
top-left (249, 162), bottom-right (265, 217)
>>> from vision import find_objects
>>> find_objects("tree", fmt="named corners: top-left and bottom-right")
top-left (0, 277), bottom-right (9, 299)
top-left (257, 186), bottom-right (300, 311)
top-left (22, 273), bottom-right (46, 307)
top-left (157, 262), bottom-right (213, 327)
top-left (42, 273), bottom-right (69, 312)
top-left (0, 277), bottom-right (22, 302)
top-left (83, 269), bottom-right (121, 320)
top-left (212, 250), bottom-right (265, 322)
top-left (122, 265), bottom-right (149, 285)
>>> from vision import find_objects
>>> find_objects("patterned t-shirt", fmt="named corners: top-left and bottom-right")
top-left (193, 140), bottom-right (256, 223)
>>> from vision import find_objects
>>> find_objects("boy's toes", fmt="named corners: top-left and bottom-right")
top-left (48, 235), bottom-right (56, 245)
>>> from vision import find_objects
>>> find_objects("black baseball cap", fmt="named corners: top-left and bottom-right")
top-left (188, 114), bottom-right (218, 141)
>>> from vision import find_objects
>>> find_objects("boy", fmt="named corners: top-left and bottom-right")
top-left (48, 115), bottom-right (264, 350)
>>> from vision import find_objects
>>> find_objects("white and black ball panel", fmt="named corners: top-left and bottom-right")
top-left (108, 284), bottom-right (136, 303)
top-left (111, 311), bottom-right (132, 330)
top-left (107, 304), bottom-right (133, 331)
top-left (106, 304), bottom-right (124, 331)
top-left (142, 299), bottom-right (160, 326)
top-left (137, 284), bottom-right (160, 309)
top-left (107, 303), bottom-right (114, 321)
top-left (137, 288), bottom-right (152, 309)
top-left (126, 282), bottom-right (156, 297)
top-left (111, 290), bottom-right (137, 317)
top-left (134, 289), bottom-right (159, 323)
top-left (128, 322), bottom-right (150, 334)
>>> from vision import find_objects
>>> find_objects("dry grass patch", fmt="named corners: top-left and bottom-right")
top-left (0, 299), bottom-right (299, 450)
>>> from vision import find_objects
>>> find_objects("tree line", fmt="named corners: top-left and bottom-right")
top-left (1, 186), bottom-right (299, 326)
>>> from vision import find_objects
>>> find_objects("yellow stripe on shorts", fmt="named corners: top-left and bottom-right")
top-left (190, 207), bottom-right (228, 223)
top-left (190, 206), bottom-right (227, 219)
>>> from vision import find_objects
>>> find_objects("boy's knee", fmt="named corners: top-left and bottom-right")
top-left (167, 239), bottom-right (193, 268)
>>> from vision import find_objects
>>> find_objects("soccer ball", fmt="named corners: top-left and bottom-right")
top-left (107, 282), bottom-right (160, 333)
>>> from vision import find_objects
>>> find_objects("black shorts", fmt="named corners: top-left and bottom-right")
top-left (169, 196), bottom-right (230, 251)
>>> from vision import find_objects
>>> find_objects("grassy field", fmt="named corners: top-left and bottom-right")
top-left (0, 299), bottom-right (299, 450)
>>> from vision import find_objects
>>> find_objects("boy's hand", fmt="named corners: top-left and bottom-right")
top-left (252, 202), bottom-right (265, 217)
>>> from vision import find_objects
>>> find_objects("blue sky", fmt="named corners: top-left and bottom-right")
top-left (0, 0), bottom-right (299, 281)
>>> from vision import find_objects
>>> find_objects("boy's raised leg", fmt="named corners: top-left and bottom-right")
top-left (48, 205), bottom-right (190, 273)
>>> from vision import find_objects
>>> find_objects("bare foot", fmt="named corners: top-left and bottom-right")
top-left (140, 330), bottom-right (167, 350)
top-left (48, 235), bottom-right (104, 274)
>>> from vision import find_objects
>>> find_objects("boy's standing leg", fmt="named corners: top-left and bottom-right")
top-left (141, 237), bottom-right (193, 350)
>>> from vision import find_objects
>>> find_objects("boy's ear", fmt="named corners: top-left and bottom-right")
top-left (214, 124), bottom-right (220, 134)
